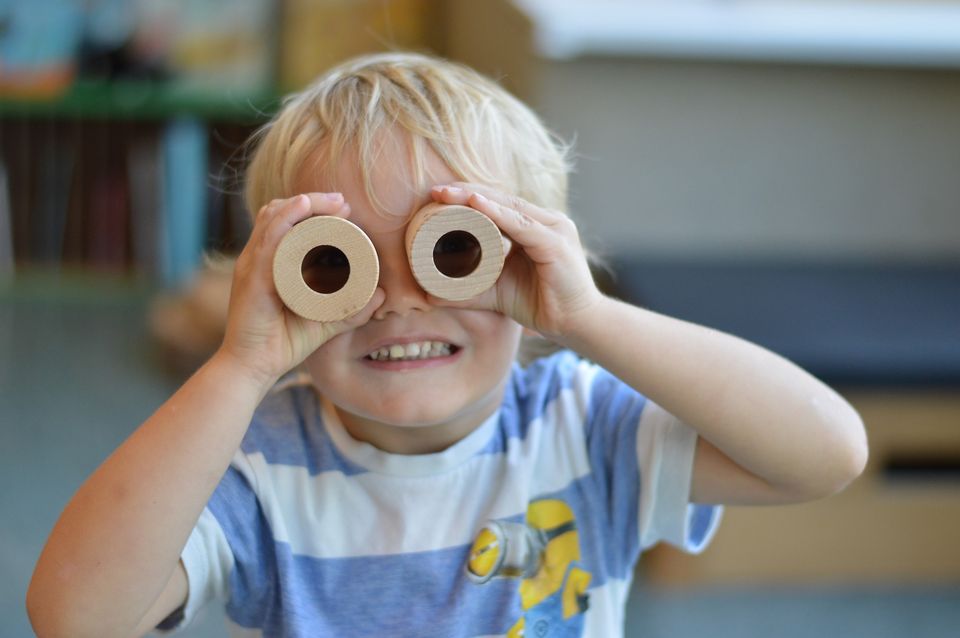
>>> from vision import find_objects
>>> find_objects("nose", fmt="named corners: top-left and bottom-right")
top-left (372, 244), bottom-right (431, 320)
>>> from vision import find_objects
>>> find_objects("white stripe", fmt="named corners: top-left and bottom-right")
top-left (583, 576), bottom-right (633, 638)
top-left (527, 361), bottom-right (595, 496)
top-left (179, 508), bottom-right (232, 628)
top-left (237, 378), bottom-right (597, 559)
top-left (636, 401), bottom-right (701, 550)
top-left (248, 451), bottom-right (523, 557)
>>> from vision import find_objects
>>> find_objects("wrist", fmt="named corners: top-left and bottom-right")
top-left (208, 346), bottom-right (282, 401)
top-left (552, 293), bottom-right (619, 351)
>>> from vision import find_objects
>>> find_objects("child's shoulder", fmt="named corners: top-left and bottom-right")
top-left (508, 349), bottom-right (603, 414)
top-left (233, 374), bottom-right (362, 477)
top-left (515, 348), bottom-right (598, 391)
top-left (256, 371), bottom-right (317, 420)
top-left (239, 372), bottom-right (322, 453)
top-left (512, 349), bottom-right (646, 422)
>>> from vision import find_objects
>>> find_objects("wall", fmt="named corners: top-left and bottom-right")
top-left (445, 0), bottom-right (960, 263)
top-left (536, 58), bottom-right (960, 262)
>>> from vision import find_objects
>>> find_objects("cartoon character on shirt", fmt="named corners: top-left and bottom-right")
top-left (467, 499), bottom-right (591, 637)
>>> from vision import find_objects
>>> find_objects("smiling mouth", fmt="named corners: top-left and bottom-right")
top-left (365, 341), bottom-right (459, 362)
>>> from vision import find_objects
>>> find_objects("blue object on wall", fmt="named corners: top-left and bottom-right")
top-left (0, 0), bottom-right (82, 72)
top-left (161, 117), bottom-right (208, 287)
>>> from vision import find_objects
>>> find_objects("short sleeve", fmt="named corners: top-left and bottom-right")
top-left (154, 508), bottom-right (233, 633)
top-left (637, 400), bottom-right (722, 552)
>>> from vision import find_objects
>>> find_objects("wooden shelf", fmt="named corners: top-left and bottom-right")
top-left (0, 79), bottom-right (280, 122)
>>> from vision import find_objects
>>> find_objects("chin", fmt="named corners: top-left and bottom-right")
top-left (355, 397), bottom-right (469, 428)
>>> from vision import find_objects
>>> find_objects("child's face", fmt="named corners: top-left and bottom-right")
top-left (299, 136), bottom-right (523, 454)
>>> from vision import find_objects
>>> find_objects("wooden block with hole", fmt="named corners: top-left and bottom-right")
top-left (273, 215), bottom-right (379, 322)
top-left (406, 203), bottom-right (505, 301)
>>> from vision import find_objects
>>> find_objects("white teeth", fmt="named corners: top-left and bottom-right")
top-left (369, 341), bottom-right (453, 361)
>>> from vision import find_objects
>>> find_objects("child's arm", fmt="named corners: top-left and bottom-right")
top-left (429, 184), bottom-right (867, 506)
top-left (27, 194), bottom-right (384, 638)
top-left (558, 297), bottom-right (867, 504)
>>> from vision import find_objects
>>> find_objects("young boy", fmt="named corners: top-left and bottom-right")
top-left (28, 52), bottom-right (867, 638)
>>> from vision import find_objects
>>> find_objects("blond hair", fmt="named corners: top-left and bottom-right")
top-left (244, 52), bottom-right (572, 218)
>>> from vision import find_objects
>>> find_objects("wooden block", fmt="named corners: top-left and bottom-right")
top-left (273, 216), bottom-right (379, 322)
top-left (405, 203), bottom-right (505, 301)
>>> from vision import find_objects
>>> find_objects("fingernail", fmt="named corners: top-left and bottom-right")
top-left (324, 192), bottom-right (343, 200)
top-left (443, 186), bottom-right (463, 193)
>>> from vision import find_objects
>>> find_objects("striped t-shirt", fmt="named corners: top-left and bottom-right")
top-left (167, 350), bottom-right (721, 637)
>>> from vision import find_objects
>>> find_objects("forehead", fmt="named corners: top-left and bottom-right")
top-left (296, 130), bottom-right (457, 233)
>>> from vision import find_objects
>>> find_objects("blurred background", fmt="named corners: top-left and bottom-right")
top-left (2, 0), bottom-right (960, 637)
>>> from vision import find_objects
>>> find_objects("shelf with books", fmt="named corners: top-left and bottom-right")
top-left (0, 101), bottom-right (263, 288)
top-left (0, 0), bottom-right (442, 288)
top-left (0, 80), bottom-right (280, 123)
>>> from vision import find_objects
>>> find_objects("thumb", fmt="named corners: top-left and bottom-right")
top-left (321, 287), bottom-right (386, 338)
top-left (425, 285), bottom-right (499, 313)
top-left (345, 287), bottom-right (387, 326)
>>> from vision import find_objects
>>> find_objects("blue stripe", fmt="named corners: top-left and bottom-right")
top-left (688, 502), bottom-right (722, 550)
top-left (584, 367), bottom-right (647, 578)
top-left (245, 543), bottom-right (522, 637)
top-left (478, 352), bottom-right (585, 457)
top-left (206, 467), bottom-right (278, 628)
top-left (515, 351), bottom-right (584, 425)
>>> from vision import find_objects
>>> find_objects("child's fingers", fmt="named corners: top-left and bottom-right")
top-left (254, 195), bottom-right (310, 255)
top-left (340, 287), bottom-right (387, 328)
top-left (462, 192), bottom-right (568, 265)
top-left (431, 183), bottom-right (561, 227)
top-left (430, 183), bottom-right (579, 263)
top-left (238, 196), bottom-right (306, 273)
top-left (302, 192), bottom-right (352, 218)
top-left (258, 193), bottom-right (348, 252)
top-left (237, 193), bottom-right (349, 286)
top-left (252, 193), bottom-right (346, 238)
top-left (250, 195), bottom-right (304, 251)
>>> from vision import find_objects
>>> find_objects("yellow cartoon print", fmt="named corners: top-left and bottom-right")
top-left (467, 499), bottom-right (591, 637)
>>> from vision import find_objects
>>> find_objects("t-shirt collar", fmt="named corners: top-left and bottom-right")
top-left (318, 395), bottom-right (500, 477)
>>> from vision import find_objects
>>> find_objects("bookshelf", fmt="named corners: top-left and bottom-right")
top-left (0, 0), bottom-right (444, 288)
top-left (0, 82), bottom-right (280, 287)
top-left (0, 80), bottom-right (280, 121)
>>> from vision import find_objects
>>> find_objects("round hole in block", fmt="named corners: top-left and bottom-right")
top-left (301, 245), bottom-right (350, 293)
top-left (433, 230), bottom-right (482, 278)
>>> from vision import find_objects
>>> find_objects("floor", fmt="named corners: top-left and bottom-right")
top-left (2, 277), bottom-right (959, 638)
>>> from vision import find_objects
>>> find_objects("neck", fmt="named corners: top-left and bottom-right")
top-left (338, 414), bottom-right (471, 454)
top-left (332, 382), bottom-right (507, 455)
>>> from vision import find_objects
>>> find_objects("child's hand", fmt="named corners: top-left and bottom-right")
top-left (219, 193), bottom-right (384, 386)
top-left (429, 183), bottom-right (603, 341)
